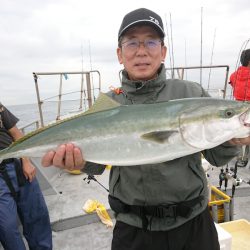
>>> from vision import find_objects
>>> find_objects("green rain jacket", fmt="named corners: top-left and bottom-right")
top-left (105, 64), bottom-right (240, 231)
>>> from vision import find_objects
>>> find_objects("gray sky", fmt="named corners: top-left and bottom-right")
top-left (0, 0), bottom-right (249, 105)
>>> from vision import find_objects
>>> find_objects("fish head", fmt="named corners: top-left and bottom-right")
top-left (179, 99), bottom-right (250, 149)
top-left (240, 104), bottom-right (250, 128)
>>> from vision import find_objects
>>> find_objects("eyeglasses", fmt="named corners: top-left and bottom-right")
top-left (121, 39), bottom-right (162, 52)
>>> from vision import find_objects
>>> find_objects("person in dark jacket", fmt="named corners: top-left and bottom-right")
top-left (41, 8), bottom-right (250, 250)
top-left (0, 103), bottom-right (52, 250)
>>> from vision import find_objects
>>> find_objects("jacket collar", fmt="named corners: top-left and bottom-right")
top-left (121, 64), bottom-right (166, 96)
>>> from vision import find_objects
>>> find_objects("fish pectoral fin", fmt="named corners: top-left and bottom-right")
top-left (83, 92), bottom-right (121, 115)
top-left (141, 130), bottom-right (178, 144)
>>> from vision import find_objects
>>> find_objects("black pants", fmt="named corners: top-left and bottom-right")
top-left (112, 207), bottom-right (219, 250)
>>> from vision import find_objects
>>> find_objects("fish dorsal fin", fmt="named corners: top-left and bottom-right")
top-left (141, 130), bottom-right (178, 144)
top-left (6, 93), bottom-right (120, 149)
top-left (83, 92), bottom-right (121, 115)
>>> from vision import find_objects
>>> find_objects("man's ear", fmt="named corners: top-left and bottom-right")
top-left (117, 47), bottom-right (123, 64)
top-left (161, 46), bottom-right (167, 62)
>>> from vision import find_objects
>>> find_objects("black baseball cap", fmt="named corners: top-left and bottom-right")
top-left (118, 8), bottom-right (165, 40)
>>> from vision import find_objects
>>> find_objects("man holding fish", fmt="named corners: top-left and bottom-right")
top-left (13, 8), bottom-right (250, 250)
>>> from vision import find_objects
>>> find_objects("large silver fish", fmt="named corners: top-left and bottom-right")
top-left (0, 93), bottom-right (250, 165)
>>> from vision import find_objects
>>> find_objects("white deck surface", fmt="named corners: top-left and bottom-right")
top-left (1, 157), bottom-right (250, 250)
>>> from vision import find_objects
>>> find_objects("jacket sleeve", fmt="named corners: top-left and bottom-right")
top-left (81, 161), bottom-right (106, 175)
top-left (202, 142), bottom-right (240, 167)
top-left (0, 103), bottom-right (19, 130)
top-left (229, 72), bottom-right (235, 86)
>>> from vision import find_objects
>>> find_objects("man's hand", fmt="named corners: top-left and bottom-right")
top-left (41, 143), bottom-right (86, 171)
top-left (22, 158), bottom-right (36, 182)
top-left (229, 135), bottom-right (250, 146)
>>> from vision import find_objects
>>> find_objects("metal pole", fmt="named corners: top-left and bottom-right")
top-left (212, 205), bottom-right (218, 223)
top-left (33, 73), bottom-right (44, 127)
top-left (230, 198), bottom-right (234, 221)
top-left (224, 202), bottom-right (230, 222)
top-left (86, 72), bottom-right (92, 108)
top-left (223, 66), bottom-right (229, 99)
top-left (56, 74), bottom-right (63, 120)
top-left (79, 73), bottom-right (84, 111)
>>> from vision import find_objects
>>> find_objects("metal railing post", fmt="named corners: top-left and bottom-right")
top-left (33, 73), bottom-right (44, 127)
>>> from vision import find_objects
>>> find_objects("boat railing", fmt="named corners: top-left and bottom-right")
top-left (165, 65), bottom-right (230, 99)
top-left (32, 70), bottom-right (101, 128)
top-left (119, 65), bottom-right (230, 99)
top-left (20, 120), bottom-right (40, 134)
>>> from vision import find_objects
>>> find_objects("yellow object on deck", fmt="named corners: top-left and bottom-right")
top-left (83, 199), bottom-right (113, 227)
top-left (220, 219), bottom-right (250, 250)
top-left (66, 169), bottom-right (82, 175)
top-left (106, 165), bottom-right (112, 170)
top-left (208, 186), bottom-right (231, 223)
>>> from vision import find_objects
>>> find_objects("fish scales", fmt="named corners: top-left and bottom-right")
top-left (0, 95), bottom-right (249, 166)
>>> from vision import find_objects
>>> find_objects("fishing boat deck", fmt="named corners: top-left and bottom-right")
top-left (44, 167), bottom-right (114, 250)
top-left (48, 157), bottom-right (250, 250)
top-left (1, 156), bottom-right (250, 250)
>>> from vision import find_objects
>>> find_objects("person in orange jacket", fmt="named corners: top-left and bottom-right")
top-left (229, 49), bottom-right (250, 101)
top-left (229, 48), bottom-right (250, 167)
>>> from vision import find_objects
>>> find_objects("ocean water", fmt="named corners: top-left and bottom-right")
top-left (7, 100), bottom-right (86, 133)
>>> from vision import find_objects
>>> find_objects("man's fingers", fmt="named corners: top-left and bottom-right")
top-left (28, 174), bottom-right (33, 182)
top-left (74, 147), bottom-right (85, 169)
top-left (64, 144), bottom-right (75, 170)
top-left (41, 150), bottom-right (56, 167)
top-left (31, 167), bottom-right (36, 182)
top-left (239, 137), bottom-right (250, 144)
top-left (41, 143), bottom-right (85, 170)
top-left (230, 138), bottom-right (241, 145)
top-left (24, 172), bottom-right (29, 180)
top-left (230, 136), bottom-right (250, 146)
top-left (53, 144), bottom-right (67, 167)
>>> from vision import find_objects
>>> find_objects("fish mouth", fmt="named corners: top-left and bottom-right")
top-left (240, 109), bottom-right (250, 127)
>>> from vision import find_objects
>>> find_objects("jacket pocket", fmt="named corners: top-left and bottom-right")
top-left (188, 162), bottom-right (206, 194)
top-left (109, 166), bottom-right (120, 195)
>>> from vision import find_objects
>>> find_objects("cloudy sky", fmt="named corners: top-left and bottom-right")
top-left (0, 0), bottom-right (249, 105)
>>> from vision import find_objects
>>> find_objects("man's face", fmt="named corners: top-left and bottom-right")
top-left (117, 25), bottom-right (167, 81)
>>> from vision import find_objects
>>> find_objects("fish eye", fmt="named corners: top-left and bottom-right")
top-left (224, 109), bottom-right (235, 118)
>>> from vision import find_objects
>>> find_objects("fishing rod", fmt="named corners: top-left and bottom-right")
top-left (165, 13), bottom-right (173, 78)
top-left (88, 40), bottom-right (96, 101)
top-left (234, 38), bottom-right (250, 73)
top-left (207, 28), bottom-right (217, 90)
top-left (184, 39), bottom-right (188, 80)
top-left (200, 7), bottom-right (203, 86)
top-left (83, 175), bottom-right (109, 192)
top-left (80, 42), bottom-right (85, 111)
top-left (169, 13), bottom-right (175, 78)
